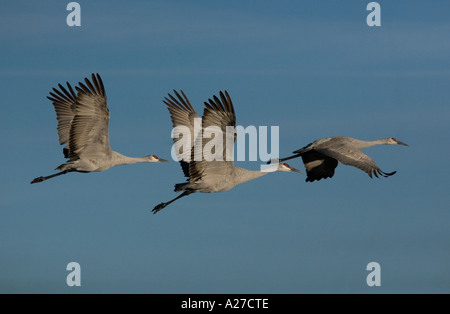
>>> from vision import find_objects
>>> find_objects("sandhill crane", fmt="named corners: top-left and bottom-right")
top-left (31, 73), bottom-right (168, 184)
top-left (152, 90), bottom-right (302, 214)
top-left (274, 136), bottom-right (408, 182)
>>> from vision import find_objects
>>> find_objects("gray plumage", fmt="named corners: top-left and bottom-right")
top-left (31, 73), bottom-right (167, 184)
top-left (152, 90), bottom-right (302, 214)
top-left (278, 136), bottom-right (408, 182)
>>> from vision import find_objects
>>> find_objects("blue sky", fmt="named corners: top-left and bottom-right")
top-left (0, 1), bottom-right (449, 293)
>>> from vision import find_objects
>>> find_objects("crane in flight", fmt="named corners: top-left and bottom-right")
top-left (31, 73), bottom-right (168, 184)
top-left (152, 90), bottom-right (302, 214)
top-left (273, 136), bottom-right (408, 182)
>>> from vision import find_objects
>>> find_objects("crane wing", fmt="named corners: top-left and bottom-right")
top-left (47, 81), bottom-right (77, 158)
top-left (315, 144), bottom-right (395, 178)
top-left (68, 73), bottom-right (111, 161)
top-left (300, 150), bottom-right (338, 182)
top-left (189, 91), bottom-right (236, 183)
top-left (163, 90), bottom-right (200, 178)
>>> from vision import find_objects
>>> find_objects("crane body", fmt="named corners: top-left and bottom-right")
top-left (277, 136), bottom-right (408, 182)
top-left (152, 90), bottom-right (301, 213)
top-left (31, 73), bottom-right (167, 184)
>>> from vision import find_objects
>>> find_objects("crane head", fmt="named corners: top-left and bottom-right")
top-left (147, 155), bottom-right (169, 162)
top-left (388, 137), bottom-right (409, 146)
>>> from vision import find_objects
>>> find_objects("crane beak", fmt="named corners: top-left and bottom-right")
top-left (287, 165), bottom-right (303, 174)
top-left (396, 140), bottom-right (409, 146)
top-left (158, 158), bottom-right (170, 162)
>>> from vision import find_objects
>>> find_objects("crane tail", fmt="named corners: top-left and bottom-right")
top-left (174, 182), bottom-right (189, 192)
top-left (63, 147), bottom-right (70, 159)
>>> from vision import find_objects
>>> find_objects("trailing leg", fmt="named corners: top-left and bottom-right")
top-left (30, 170), bottom-right (72, 184)
top-left (152, 191), bottom-right (193, 214)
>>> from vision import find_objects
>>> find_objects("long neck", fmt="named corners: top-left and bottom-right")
top-left (353, 138), bottom-right (390, 149)
top-left (112, 152), bottom-right (149, 166)
top-left (232, 167), bottom-right (268, 186)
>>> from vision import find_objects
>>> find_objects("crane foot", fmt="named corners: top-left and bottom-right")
top-left (152, 203), bottom-right (167, 214)
top-left (31, 177), bottom-right (45, 184)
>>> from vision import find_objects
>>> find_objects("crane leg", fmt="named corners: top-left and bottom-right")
top-left (278, 154), bottom-right (302, 163)
top-left (267, 154), bottom-right (301, 164)
top-left (152, 191), bottom-right (192, 214)
top-left (30, 170), bottom-right (71, 184)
